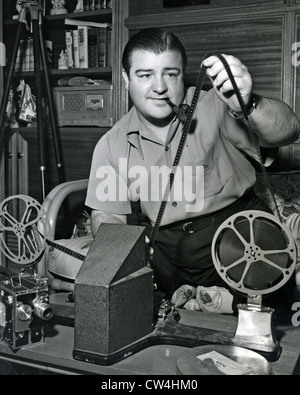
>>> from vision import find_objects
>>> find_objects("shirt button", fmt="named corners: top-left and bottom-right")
top-left (165, 146), bottom-right (169, 151)
top-left (172, 202), bottom-right (177, 207)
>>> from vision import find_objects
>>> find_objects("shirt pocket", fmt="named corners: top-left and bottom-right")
top-left (192, 152), bottom-right (233, 198)
top-left (202, 162), bottom-right (231, 198)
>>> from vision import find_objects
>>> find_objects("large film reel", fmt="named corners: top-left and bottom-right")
top-left (211, 210), bottom-right (297, 359)
top-left (211, 210), bottom-right (297, 296)
top-left (0, 195), bottom-right (47, 265)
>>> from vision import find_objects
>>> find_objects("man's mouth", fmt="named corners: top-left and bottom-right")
top-left (151, 97), bottom-right (169, 101)
top-left (150, 98), bottom-right (170, 106)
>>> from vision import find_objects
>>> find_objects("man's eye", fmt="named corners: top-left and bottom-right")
top-left (138, 74), bottom-right (151, 79)
top-left (165, 72), bottom-right (179, 79)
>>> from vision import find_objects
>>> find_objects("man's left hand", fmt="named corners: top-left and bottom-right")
top-left (202, 54), bottom-right (253, 112)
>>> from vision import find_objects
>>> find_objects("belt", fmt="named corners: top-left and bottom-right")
top-left (160, 188), bottom-right (257, 234)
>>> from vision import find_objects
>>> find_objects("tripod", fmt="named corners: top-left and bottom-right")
top-left (0, 0), bottom-right (64, 201)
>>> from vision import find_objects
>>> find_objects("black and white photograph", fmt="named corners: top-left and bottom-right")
top-left (0, 0), bottom-right (299, 379)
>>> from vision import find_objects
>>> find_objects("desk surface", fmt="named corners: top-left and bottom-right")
top-left (0, 310), bottom-right (299, 375)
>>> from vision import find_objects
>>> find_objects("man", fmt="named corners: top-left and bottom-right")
top-left (85, 28), bottom-right (300, 301)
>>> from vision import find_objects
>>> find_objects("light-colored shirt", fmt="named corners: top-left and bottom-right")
top-left (85, 88), bottom-right (275, 226)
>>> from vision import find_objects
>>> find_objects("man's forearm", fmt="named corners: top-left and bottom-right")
top-left (249, 95), bottom-right (300, 147)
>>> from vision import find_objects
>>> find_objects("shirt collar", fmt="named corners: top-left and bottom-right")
top-left (125, 105), bottom-right (181, 155)
top-left (125, 108), bottom-right (145, 158)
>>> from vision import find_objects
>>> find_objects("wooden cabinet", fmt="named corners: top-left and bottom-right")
top-left (126, 0), bottom-right (300, 170)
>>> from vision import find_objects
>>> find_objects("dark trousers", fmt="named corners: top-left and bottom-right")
top-left (140, 190), bottom-right (272, 299)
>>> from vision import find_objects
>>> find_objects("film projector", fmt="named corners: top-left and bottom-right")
top-left (0, 194), bottom-right (297, 374)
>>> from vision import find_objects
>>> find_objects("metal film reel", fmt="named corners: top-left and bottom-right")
top-left (211, 210), bottom-right (297, 295)
top-left (0, 195), bottom-right (47, 265)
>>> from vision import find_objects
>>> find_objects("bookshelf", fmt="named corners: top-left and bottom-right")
top-left (0, 0), bottom-right (129, 240)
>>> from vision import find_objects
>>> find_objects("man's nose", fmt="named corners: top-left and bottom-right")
top-left (152, 75), bottom-right (167, 93)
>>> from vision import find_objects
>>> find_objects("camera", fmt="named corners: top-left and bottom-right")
top-left (0, 267), bottom-right (54, 350)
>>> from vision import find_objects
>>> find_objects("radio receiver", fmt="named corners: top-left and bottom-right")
top-left (53, 84), bottom-right (113, 127)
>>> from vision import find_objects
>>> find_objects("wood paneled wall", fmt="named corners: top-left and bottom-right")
top-left (125, 0), bottom-right (300, 170)
top-left (129, 0), bottom-right (285, 16)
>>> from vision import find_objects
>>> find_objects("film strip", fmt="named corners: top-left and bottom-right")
top-left (148, 58), bottom-right (209, 250)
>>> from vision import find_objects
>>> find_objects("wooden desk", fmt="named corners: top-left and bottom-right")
top-left (0, 310), bottom-right (299, 375)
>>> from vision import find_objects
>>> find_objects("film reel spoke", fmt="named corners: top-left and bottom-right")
top-left (261, 254), bottom-right (292, 275)
top-left (249, 217), bottom-right (256, 245)
top-left (0, 237), bottom-right (19, 261)
top-left (234, 261), bottom-right (252, 289)
top-left (226, 222), bottom-right (249, 248)
top-left (221, 256), bottom-right (246, 271)
top-left (0, 225), bottom-right (17, 233)
top-left (19, 201), bottom-right (42, 229)
top-left (0, 209), bottom-right (19, 228)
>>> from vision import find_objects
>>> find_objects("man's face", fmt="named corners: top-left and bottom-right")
top-left (123, 50), bottom-right (185, 126)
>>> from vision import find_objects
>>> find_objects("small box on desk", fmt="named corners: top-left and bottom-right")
top-left (73, 223), bottom-right (154, 365)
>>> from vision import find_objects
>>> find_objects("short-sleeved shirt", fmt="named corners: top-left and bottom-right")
top-left (85, 88), bottom-right (275, 226)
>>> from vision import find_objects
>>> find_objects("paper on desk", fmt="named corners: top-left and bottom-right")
top-left (197, 351), bottom-right (251, 375)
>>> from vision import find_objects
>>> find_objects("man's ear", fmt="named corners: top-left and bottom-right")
top-left (122, 69), bottom-right (129, 90)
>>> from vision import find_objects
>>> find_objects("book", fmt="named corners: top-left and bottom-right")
top-left (95, 0), bottom-right (101, 10)
top-left (72, 29), bottom-right (80, 68)
top-left (83, 0), bottom-right (89, 11)
top-left (98, 27), bottom-right (106, 67)
top-left (100, 0), bottom-right (112, 8)
top-left (44, 40), bottom-right (53, 68)
top-left (15, 39), bottom-right (24, 72)
top-left (78, 25), bottom-right (89, 68)
top-left (15, 37), bottom-right (53, 72)
top-left (65, 30), bottom-right (74, 68)
top-left (27, 37), bottom-right (34, 71)
top-left (97, 26), bottom-right (112, 67)
top-left (88, 28), bottom-right (98, 68)
top-left (89, 0), bottom-right (95, 10)
top-left (106, 26), bottom-right (112, 67)
top-left (15, 38), bottom-right (33, 72)
top-left (65, 18), bottom-right (109, 29)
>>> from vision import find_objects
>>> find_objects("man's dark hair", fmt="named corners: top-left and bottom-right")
top-left (122, 28), bottom-right (187, 76)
